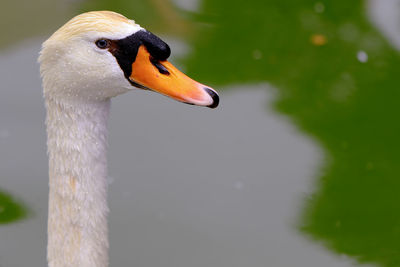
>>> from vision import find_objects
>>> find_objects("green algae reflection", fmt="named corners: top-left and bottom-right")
top-left (0, 190), bottom-right (26, 224)
top-left (184, 1), bottom-right (400, 266)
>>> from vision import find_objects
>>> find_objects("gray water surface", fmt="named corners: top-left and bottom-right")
top-left (368, 0), bottom-right (400, 50)
top-left (0, 39), bottom-right (374, 267)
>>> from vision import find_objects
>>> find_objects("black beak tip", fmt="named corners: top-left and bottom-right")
top-left (204, 88), bottom-right (219, 109)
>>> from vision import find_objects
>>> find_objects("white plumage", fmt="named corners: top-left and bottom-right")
top-left (39, 11), bottom-right (218, 267)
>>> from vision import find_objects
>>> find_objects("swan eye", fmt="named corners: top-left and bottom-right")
top-left (95, 39), bottom-right (110, 49)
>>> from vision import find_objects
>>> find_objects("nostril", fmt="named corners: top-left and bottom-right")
top-left (204, 88), bottom-right (219, 109)
top-left (151, 58), bottom-right (170, 75)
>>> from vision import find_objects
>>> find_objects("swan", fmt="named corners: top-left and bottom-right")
top-left (39, 11), bottom-right (219, 267)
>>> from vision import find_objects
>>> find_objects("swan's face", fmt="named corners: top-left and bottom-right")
top-left (39, 11), bottom-right (218, 108)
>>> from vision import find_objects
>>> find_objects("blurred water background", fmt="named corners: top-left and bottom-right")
top-left (1, 0), bottom-right (399, 266)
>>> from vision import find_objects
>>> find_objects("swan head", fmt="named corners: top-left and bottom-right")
top-left (39, 11), bottom-right (218, 108)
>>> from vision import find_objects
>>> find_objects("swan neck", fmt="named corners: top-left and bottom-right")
top-left (45, 97), bottom-right (110, 267)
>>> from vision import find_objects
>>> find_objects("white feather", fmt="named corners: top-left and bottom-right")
top-left (40, 11), bottom-right (143, 267)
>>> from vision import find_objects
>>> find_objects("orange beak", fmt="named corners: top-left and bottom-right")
top-left (129, 46), bottom-right (219, 108)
